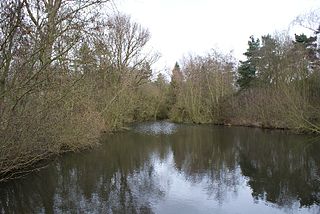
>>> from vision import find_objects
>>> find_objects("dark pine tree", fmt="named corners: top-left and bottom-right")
top-left (237, 36), bottom-right (260, 90)
top-left (294, 33), bottom-right (318, 70)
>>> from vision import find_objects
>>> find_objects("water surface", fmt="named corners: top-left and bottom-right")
top-left (0, 122), bottom-right (319, 213)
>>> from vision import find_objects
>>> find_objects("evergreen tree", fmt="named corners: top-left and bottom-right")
top-left (155, 73), bottom-right (166, 87)
top-left (78, 42), bottom-right (96, 74)
top-left (171, 62), bottom-right (183, 84)
top-left (294, 33), bottom-right (318, 70)
top-left (257, 35), bottom-right (279, 85)
top-left (294, 31), bottom-right (320, 102)
top-left (237, 36), bottom-right (260, 90)
top-left (168, 62), bottom-right (182, 108)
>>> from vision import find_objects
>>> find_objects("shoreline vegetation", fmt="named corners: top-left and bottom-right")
top-left (1, 0), bottom-right (320, 182)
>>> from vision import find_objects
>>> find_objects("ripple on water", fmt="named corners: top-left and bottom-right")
top-left (133, 121), bottom-right (178, 135)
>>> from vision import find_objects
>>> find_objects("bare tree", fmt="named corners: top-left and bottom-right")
top-left (0, 0), bottom-right (110, 182)
top-left (101, 14), bottom-right (159, 85)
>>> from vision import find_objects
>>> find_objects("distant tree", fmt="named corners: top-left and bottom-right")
top-left (77, 42), bottom-right (97, 74)
top-left (256, 34), bottom-right (281, 85)
top-left (294, 33), bottom-right (319, 70)
top-left (170, 62), bottom-right (183, 92)
top-left (153, 73), bottom-right (169, 119)
top-left (171, 62), bottom-right (183, 84)
top-left (105, 14), bottom-right (152, 73)
top-left (94, 13), bottom-right (159, 87)
top-left (168, 62), bottom-right (182, 104)
top-left (237, 36), bottom-right (260, 90)
top-left (155, 73), bottom-right (166, 87)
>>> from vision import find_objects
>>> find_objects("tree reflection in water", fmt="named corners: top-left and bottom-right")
top-left (0, 122), bottom-right (319, 213)
top-left (238, 129), bottom-right (320, 208)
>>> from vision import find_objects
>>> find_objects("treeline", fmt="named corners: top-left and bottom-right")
top-left (164, 18), bottom-right (320, 133)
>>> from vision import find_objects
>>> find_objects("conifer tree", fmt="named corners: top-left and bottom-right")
top-left (237, 36), bottom-right (260, 89)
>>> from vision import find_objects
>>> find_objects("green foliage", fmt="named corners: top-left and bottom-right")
top-left (227, 31), bottom-right (320, 133)
top-left (294, 33), bottom-right (319, 70)
top-left (237, 36), bottom-right (260, 89)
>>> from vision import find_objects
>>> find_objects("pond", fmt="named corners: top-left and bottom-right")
top-left (0, 122), bottom-right (320, 214)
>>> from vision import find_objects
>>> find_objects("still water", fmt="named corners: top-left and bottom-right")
top-left (0, 122), bottom-right (320, 214)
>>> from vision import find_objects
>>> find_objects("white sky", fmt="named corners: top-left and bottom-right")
top-left (115, 0), bottom-right (320, 73)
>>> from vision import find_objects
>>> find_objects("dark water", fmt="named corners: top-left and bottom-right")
top-left (0, 122), bottom-right (320, 214)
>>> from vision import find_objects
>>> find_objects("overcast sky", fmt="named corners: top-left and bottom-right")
top-left (116, 0), bottom-right (320, 73)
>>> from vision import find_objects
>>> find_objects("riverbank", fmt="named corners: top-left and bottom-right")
top-left (1, 114), bottom-right (318, 184)
top-left (0, 119), bottom-right (149, 183)
top-left (220, 119), bottom-right (290, 130)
